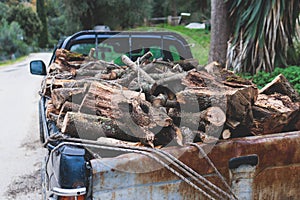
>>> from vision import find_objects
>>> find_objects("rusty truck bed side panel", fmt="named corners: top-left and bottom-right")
top-left (90, 131), bottom-right (300, 199)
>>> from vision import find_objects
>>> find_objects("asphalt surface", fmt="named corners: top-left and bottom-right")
top-left (0, 53), bottom-right (52, 199)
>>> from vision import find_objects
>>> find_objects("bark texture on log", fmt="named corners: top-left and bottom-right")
top-left (251, 94), bottom-right (300, 135)
top-left (259, 74), bottom-right (300, 102)
top-left (43, 49), bottom-right (300, 147)
top-left (61, 112), bottom-right (138, 141)
top-left (79, 81), bottom-right (145, 118)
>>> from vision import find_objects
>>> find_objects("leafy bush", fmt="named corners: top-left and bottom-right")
top-left (0, 20), bottom-right (29, 60)
top-left (242, 66), bottom-right (300, 94)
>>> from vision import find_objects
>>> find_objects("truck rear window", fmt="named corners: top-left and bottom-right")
top-left (69, 37), bottom-right (187, 65)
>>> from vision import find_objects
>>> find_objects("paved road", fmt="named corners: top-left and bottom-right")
top-left (0, 53), bottom-right (52, 199)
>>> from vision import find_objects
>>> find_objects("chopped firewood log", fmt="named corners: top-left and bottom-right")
top-left (101, 69), bottom-right (126, 80)
top-left (61, 112), bottom-right (138, 141)
top-left (169, 107), bottom-right (225, 127)
top-left (152, 93), bottom-right (167, 108)
top-left (202, 61), bottom-right (222, 74)
top-left (175, 58), bottom-right (199, 71)
top-left (97, 137), bottom-right (141, 147)
top-left (60, 101), bottom-right (80, 113)
top-left (55, 49), bottom-right (88, 62)
top-left (79, 81), bottom-right (145, 117)
top-left (168, 107), bottom-right (226, 139)
top-left (44, 79), bottom-right (88, 88)
top-left (121, 55), bottom-right (156, 84)
top-left (180, 126), bottom-right (196, 144)
top-left (43, 48), bottom-right (300, 147)
top-left (129, 98), bottom-right (172, 128)
top-left (177, 70), bottom-right (258, 133)
top-left (251, 94), bottom-right (300, 135)
top-left (176, 86), bottom-right (253, 121)
top-left (222, 129), bottom-right (231, 140)
top-left (76, 69), bottom-right (105, 77)
top-left (49, 62), bottom-right (77, 75)
top-left (259, 74), bottom-right (300, 102)
top-left (46, 100), bottom-right (60, 119)
top-left (51, 87), bottom-right (87, 110)
top-left (220, 68), bottom-right (254, 86)
top-left (148, 72), bottom-right (176, 80)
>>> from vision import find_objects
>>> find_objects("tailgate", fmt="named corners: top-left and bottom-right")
top-left (90, 131), bottom-right (300, 199)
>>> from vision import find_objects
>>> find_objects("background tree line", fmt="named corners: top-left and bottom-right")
top-left (0, 0), bottom-right (299, 76)
top-left (0, 0), bottom-right (210, 60)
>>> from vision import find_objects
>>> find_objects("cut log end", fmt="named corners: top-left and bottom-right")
top-left (206, 107), bottom-right (226, 127)
top-left (222, 129), bottom-right (231, 140)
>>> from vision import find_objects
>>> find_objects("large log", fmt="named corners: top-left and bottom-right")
top-left (51, 87), bottom-right (87, 109)
top-left (168, 106), bottom-right (226, 138)
top-left (177, 70), bottom-right (258, 133)
top-left (251, 94), bottom-right (300, 135)
top-left (61, 111), bottom-right (170, 147)
top-left (259, 74), bottom-right (300, 102)
top-left (176, 88), bottom-right (255, 137)
top-left (61, 112), bottom-right (137, 141)
top-left (79, 81), bottom-right (145, 118)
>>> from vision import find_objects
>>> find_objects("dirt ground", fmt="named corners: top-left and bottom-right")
top-left (0, 53), bottom-right (51, 200)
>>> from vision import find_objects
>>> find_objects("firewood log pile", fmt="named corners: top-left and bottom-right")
top-left (42, 49), bottom-right (300, 147)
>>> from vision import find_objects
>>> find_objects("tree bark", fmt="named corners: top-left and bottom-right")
top-left (259, 74), bottom-right (300, 102)
top-left (61, 112), bottom-right (138, 141)
top-left (251, 94), bottom-right (300, 135)
top-left (209, 0), bottom-right (230, 66)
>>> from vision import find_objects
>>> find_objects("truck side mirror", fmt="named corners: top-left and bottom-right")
top-left (30, 60), bottom-right (47, 75)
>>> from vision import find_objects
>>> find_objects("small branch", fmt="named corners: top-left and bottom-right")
top-left (121, 55), bottom-right (156, 84)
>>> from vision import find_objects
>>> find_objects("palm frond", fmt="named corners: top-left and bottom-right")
top-left (226, 0), bottom-right (300, 74)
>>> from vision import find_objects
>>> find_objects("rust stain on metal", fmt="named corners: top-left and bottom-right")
top-left (254, 164), bottom-right (300, 199)
top-left (91, 131), bottom-right (300, 199)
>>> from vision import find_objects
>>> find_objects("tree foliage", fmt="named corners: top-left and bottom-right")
top-left (44, 0), bottom-right (65, 46)
top-left (226, 0), bottom-right (300, 74)
top-left (0, 2), bottom-right (9, 19)
top-left (0, 19), bottom-right (28, 60)
top-left (152, 0), bottom-right (210, 22)
top-left (6, 4), bottom-right (42, 44)
top-left (60, 0), bottom-right (153, 34)
top-left (37, 0), bottom-right (49, 48)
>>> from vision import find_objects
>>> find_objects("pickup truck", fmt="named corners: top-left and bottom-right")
top-left (30, 30), bottom-right (300, 200)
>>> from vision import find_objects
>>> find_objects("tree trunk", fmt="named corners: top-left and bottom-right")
top-left (209, 0), bottom-right (230, 66)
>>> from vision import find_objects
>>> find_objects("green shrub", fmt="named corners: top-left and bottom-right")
top-left (242, 66), bottom-right (300, 94)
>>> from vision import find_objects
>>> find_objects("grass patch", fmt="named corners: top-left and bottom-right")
top-left (0, 55), bottom-right (28, 67)
top-left (132, 24), bottom-right (211, 65)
